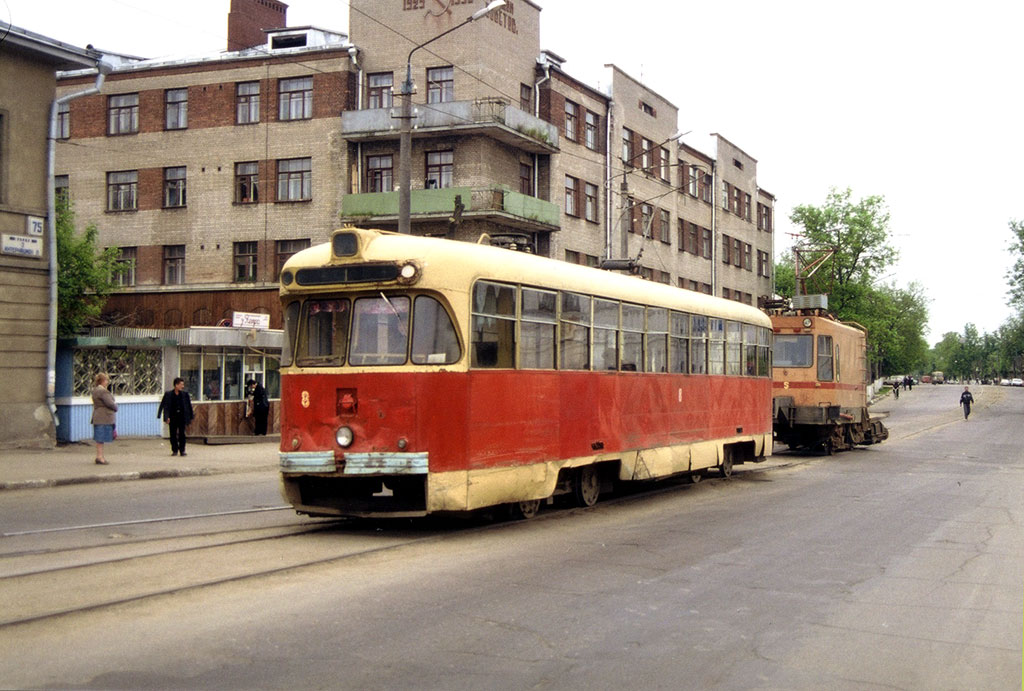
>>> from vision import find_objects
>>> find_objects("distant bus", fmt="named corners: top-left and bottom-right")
top-left (931, 371), bottom-right (944, 384)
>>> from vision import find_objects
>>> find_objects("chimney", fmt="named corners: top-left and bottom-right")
top-left (227, 0), bottom-right (288, 51)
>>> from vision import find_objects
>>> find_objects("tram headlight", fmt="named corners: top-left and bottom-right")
top-left (336, 426), bottom-right (354, 448)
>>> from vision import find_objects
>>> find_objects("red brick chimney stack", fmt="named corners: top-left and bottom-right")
top-left (227, 0), bottom-right (288, 51)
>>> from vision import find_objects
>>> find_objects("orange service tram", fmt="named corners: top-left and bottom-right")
top-left (277, 228), bottom-right (774, 518)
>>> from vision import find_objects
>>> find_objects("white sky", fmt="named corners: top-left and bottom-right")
top-left (5, 0), bottom-right (1022, 344)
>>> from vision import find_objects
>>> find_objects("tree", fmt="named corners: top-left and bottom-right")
top-left (56, 196), bottom-right (121, 336)
top-left (1006, 219), bottom-right (1024, 313)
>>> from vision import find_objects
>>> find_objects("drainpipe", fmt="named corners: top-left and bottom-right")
top-left (532, 61), bottom-right (550, 210)
top-left (604, 102), bottom-right (614, 260)
top-left (46, 60), bottom-right (112, 432)
top-left (710, 159), bottom-right (718, 295)
top-left (348, 47), bottom-right (363, 195)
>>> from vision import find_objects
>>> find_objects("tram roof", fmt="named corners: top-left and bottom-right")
top-left (284, 228), bottom-right (772, 327)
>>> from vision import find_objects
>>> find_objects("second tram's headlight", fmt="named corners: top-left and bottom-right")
top-left (336, 426), bottom-right (354, 448)
top-left (400, 263), bottom-right (418, 280)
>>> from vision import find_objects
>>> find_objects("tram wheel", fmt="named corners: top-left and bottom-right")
top-left (687, 471), bottom-right (703, 484)
top-left (719, 452), bottom-right (734, 478)
top-left (508, 499), bottom-right (541, 520)
top-left (573, 466), bottom-right (600, 507)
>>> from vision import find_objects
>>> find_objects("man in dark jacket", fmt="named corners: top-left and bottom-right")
top-left (246, 379), bottom-right (270, 436)
top-left (959, 386), bottom-right (975, 420)
top-left (158, 377), bottom-right (195, 456)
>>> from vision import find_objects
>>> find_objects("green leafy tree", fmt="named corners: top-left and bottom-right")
top-left (1006, 219), bottom-right (1024, 313)
top-left (56, 196), bottom-right (121, 336)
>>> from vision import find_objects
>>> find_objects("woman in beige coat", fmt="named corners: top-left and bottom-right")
top-left (90, 373), bottom-right (117, 464)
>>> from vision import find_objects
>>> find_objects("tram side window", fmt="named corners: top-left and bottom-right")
top-left (725, 320), bottom-right (742, 376)
top-left (281, 301), bottom-right (300, 367)
top-left (669, 311), bottom-right (690, 374)
top-left (647, 307), bottom-right (668, 373)
top-left (757, 326), bottom-right (771, 377)
top-left (593, 298), bottom-right (619, 370)
top-left (298, 299), bottom-right (350, 366)
top-left (349, 296), bottom-right (410, 366)
top-left (773, 334), bottom-right (812, 367)
top-left (411, 296), bottom-right (461, 365)
top-left (691, 315), bottom-right (708, 374)
top-left (743, 323), bottom-right (758, 376)
top-left (708, 318), bottom-right (725, 375)
top-left (817, 335), bottom-right (834, 381)
top-left (560, 292), bottom-right (591, 370)
top-left (520, 288), bottom-right (557, 369)
top-left (621, 304), bottom-right (644, 372)
top-left (472, 281), bottom-right (516, 368)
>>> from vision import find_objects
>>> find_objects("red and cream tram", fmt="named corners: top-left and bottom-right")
top-left (277, 227), bottom-right (773, 518)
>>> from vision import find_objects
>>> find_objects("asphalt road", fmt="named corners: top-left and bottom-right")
top-left (0, 383), bottom-right (1021, 690)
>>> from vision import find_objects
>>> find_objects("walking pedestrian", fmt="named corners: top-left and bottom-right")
top-left (90, 372), bottom-right (117, 465)
top-left (158, 376), bottom-right (194, 456)
top-left (959, 386), bottom-right (975, 420)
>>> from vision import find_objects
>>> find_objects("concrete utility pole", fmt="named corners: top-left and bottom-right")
top-left (398, 0), bottom-right (506, 234)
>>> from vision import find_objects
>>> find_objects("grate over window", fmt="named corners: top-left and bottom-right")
top-left (73, 348), bottom-right (163, 397)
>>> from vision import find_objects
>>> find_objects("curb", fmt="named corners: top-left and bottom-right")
top-left (0, 464), bottom-right (279, 492)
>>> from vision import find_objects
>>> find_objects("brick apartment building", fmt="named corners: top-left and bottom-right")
top-left (53, 0), bottom-right (774, 436)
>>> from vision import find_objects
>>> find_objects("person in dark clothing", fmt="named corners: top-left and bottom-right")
top-left (158, 377), bottom-right (195, 455)
top-left (246, 379), bottom-right (270, 436)
top-left (959, 386), bottom-right (975, 420)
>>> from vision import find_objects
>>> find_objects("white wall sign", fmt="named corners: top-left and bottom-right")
top-left (232, 311), bottom-right (270, 329)
top-left (1, 234), bottom-right (43, 258)
top-left (26, 216), bottom-right (45, 236)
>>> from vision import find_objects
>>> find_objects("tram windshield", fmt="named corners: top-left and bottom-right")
top-left (287, 293), bottom-right (461, 367)
top-left (773, 334), bottom-right (813, 368)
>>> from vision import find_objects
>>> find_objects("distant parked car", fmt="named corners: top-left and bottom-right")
top-left (1000, 379), bottom-right (1010, 386)
top-left (1012, 378), bottom-right (1024, 387)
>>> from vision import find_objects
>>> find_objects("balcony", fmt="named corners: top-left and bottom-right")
top-left (341, 186), bottom-right (561, 233)
top-left (341, 98), bottom-right (559, 154)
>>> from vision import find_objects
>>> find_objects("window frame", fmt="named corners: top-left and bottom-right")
top-left (106, 170), bottom-right (138, 212)
top-left (278, 76), bottom-right (313, 121)
top-left (425, 150), bottom-right (453, 189)
top-left (366, 154), bottom-right (394, 193)
top-left (163, 244), bottom-right (185, 285)
top-left (233, 241), bottom-right (258, 283)
top-left (276, 157), bottom-right (312, 202)
top-left (367, 72), bottom-right (394, 109)
top-left (235, 161), bottom-right (259, 204)
top-left (236, 81), bottom-right (261, 124)
top-left (164, 88), bottom-right (188, 130)
top-left (426, 66), bottom-right (454, 104)
top-left (163, 166), bottom-right (187, 208)
top-left (107, 93), bottom-right (139, 136)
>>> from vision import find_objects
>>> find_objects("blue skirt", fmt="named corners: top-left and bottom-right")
top-left (93, 424), bottom-right (115, 443)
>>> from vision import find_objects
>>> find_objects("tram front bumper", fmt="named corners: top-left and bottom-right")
top-left (279, 451), bottom-right (429, 475)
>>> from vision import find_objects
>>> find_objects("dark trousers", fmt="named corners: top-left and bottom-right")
top-left (253, 407), bottom-right (269, 436)
top-left (169, 418), bottom-right (188, 453)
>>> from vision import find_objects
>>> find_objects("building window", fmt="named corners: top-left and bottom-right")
top-left (584, 182), bottom-right (598, 223)
top-left (757, 250), bottom-right (771, 278)
top-left (564, 175), bottom-right (578, 216)
top-left (702, 228), bottom-right (712, 259)
top-left (163, 245), bottom-right (185, 285)
top-left (426, 66), bottom-right (454, 104)
top-left (564, 100), bottom-right (578, 141)
top-left (163, 167), bottom-right (187, 208)
top-left (54, 175), bottom-right (70, 204)
top-left (277, 158), bottom-right (312, 201)
top-left (744, 193), bottom-right (752, 221)
top-left (622, 127), bottom-right (634, 166)
top-left (660, 147), bottom-right (670, 181)
top-left (758, 202), bottom-right (774, 232)
top-left (688, 165), bottom-right (699, 197)
top-left (520, 83), bottom-right (532, 112)
top-left (659, 209), bottom-right (671, 243)
top-left (113, 247), bottom-right (137, 287)
top-left (733, 238), bottom-right (743, 267)
top-left (743, 242), bottom-right (753, 271)
top-left (584, 110), bottom-right (599, 151)
top-left (366, 154), bottom-right (393, 192)
top-left (425, 150), bottom-right (453, 189)
top-left (234, 241), bottom-right (258, 282)
top-left (107, 93), bottom-right (139, 135)
top-left (641, 138), bottom-right (653, 170)
top-left (57, 102), bottom-right (70, 139)
top-left (165, 88), bottom-right (188, 130)
top-left (276, 238), bottom-right (310, 276)
top-left (367, 72), bottom-right (393, 109)
top-left (640, 100), bottom-right (655, 116)
top-left (236, 81), bottom-right (260, 124)
top-left (106, 170), bottom-right (137, 211)
top-left (279, 76), bottom-right (313, 120)
top-left (520, 162), bottom-right (534, 196)
top-left (640, 203), bottom-right (653, 237)
top-left (235, 161), bottom-right (259, 203)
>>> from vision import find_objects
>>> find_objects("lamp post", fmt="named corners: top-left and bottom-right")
top-left (398, 0), bottom-right (506, 234)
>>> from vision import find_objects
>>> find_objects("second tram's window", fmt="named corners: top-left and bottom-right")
top-left (472, 281), bottom-right (516, 368)
top-left (520, 288), bottom-right (557, 369)
top-left (758, 327), bottom-right (772, 377)
top-left (349, 295), bottom-right (410, 366)
top-left (299, 299), bottom-right (350, 366)
top-left (593, 299), bottom-right (619, 371)
top-left (670, 311), bottom-right (690, 374)
top-left (560, 292), bottom-right (591, 370)
top-left (691, 315), bottom-right (708, 374)
top-left (647, 308), bottom-right (668, 373)
top-left (708, 318), bottom-right (725, 375)
top-left (743, 323), bottom-right (758, 376)
top-left (411, 296), bottom-right (461, 365)
top-left (281, 301), bottom-right (300, 367)
top-left (620, 304), bottom-right (644, 372)
top-left (817, 335), bottom-right (834, 381)
top-left (773, 334), bottom-right (812, 368)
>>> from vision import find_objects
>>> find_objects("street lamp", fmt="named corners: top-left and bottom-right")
top-left (398, 0), bottom-right (506, 234)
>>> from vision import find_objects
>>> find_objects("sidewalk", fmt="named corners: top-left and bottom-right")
top-left (0, 436), bottom-right (280, 491)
